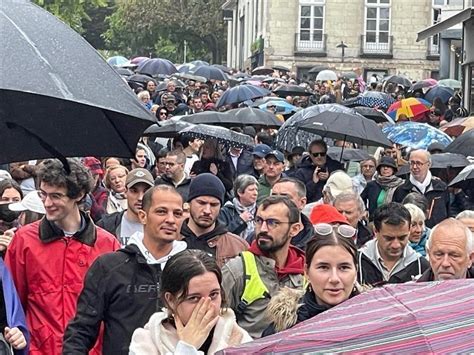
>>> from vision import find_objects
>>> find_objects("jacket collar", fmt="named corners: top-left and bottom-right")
top-left (39, 211), bottom-right (97, 246)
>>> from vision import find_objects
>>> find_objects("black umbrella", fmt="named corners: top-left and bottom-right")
top-left (172, 72), bottom-right (208, 83)
top-left (272, 65), bottom-right (290, 73)
top-left (0, 0), bottom-right (155, 165)
top-left (142, 119), bottom-right (192, 138)
top-left (409, 79), bottom-right (438, 92)
top-left (298, 111), bottom-right (392, 147)
top-left (354, 106), bottom-right (394, 124)
top-left (179, 124), bottom-right (255, 148)
top-left (212, 64), bottom-right (232, 74)
top-left (182, 108), bottom-right (281, 128)
top-left (127, 74), bottom-right (155, 86)
top-left (327, 146), bottom-right (370, 162)
top-left (444, 130), bottom-right (474, 157)
top-left (449, 165), bottom-right (474, 189)
top-left (430, 153), bottom-right (470, 169)
top-left (216, 85), bottom-right (270, 108)
top-left (273, 84), bottom-right (313, 97)
top-left (233, 72), bottom-right (251, 79)
top-left (114, 67), bottom-right (134, 77)
top-left (252, 66), bottom-right (274, 75)
top-left (190, 66), bottom-right (227, 81)
top-left (136, 58), bottom-right (178, 77)
top-left (262, 77), bottom-right (286, 84)
top-left (384, 75), bottom-right (412, 88)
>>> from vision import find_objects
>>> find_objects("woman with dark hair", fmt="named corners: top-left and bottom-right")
top-left (129, 250), bottom-right (251, 354)
top-left (0, 179), bottom-right (23, 235)
top-left (263, 225), bottom-right (361, 336)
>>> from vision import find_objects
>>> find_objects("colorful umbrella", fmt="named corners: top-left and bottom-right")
top-left (387, 98), bottom-right (431, 121)
top-left (259, 100), bottom-right (298, 115)
top-left (441, 116), bottom-right (474, 137)
top-left (438, 78), bottom-right (462, 90)
top-left (383, 122), bottom-right (453, 150)
top-left (220, 280), bottom-right (474, 354)
top-left (425, 85), bottom-right (455, 104)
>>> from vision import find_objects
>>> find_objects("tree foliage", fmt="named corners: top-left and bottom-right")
top-left (105, 0), bottom-right (226, 63)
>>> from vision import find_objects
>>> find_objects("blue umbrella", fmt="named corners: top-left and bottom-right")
top-left (107, 56), bottom-right (128, 66)
top-left (259, 100), bottom-right (298, 114)
top-left (216, 85), bottom-right (270, 108)
top-left (136, 58), bottom-right (178, 76)
top-left (424, 85), bottom-right (454, 104)
top-left (190, 60), bottom-right (210, 67)
top-left (383, 122), bottom-right (453, 150)
top-left (190, 66), bottom-right (227, 81)
top-left (357, 91), bottom-right (395, 110)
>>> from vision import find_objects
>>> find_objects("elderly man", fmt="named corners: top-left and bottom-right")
top-left (456, 210), bottom-right (474, 232)
top-left (392, 149), bottom-right (449, 227)
top-left (352, 157), bottom-right (377, 194)
top-left (418, 218), bottom-right (474, 281)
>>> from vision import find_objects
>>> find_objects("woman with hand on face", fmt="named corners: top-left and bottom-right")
top-left (129, 250), bottom-right (252, 354)
top-left (0, 179), bottom-right (23, 252)
top-left (104, 165), bottom-right (129, 214)
top-left (263, 225), bottom-right (362, 336)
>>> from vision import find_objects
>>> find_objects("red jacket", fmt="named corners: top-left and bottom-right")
top-left (5, 214), bottom-right (120, 355)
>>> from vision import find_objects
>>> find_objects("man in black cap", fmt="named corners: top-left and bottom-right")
top-left (180, 173), bottom-right (248, 267)
top-left (257, 150), bottom-right (286, 205)
top-left (251, 144), bottom-right (271, 179)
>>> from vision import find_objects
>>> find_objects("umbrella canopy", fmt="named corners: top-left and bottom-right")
top-left (298, 111), bottom-right (392, 147)
top-left (383, 122), bottom-right (453, 150)
top-left (259, 100), bottom-right (298, 115)
top-left (107, 55), bottom-right (128, 66)
top-left (409, 78), bottom-right (438, 92)
top-left (262, 77), bottom-right (286, 84)
top-left (179, 124), bottom-right (254, 148)
top-left (172, 72), bottom-right (208, 83)
top-left (0, 0), bottom-right (155, 164)
top-left (222, 280), bottom-right (474, 354)
top-left (216, 85), bottom-right (270, 108)
top-left (130, 56), bottom-right (149, 65)
top-left (142, 118), bottom-right (192, 138)
top-left (430, 152), bottom-right (470, 169)
top-left (190, 66), bottom-right (227, 81)
top-left (182, 108), bottom-right (281, 128)
top-left (354, 106), bottom-right (394, 124)
top-left (444, 129), bottom-right (474, 157)
top-left (308, 65), bottom-right (328, 74)
top-left (441, 116), bottom-right (474, 137)
top-left (316, 70), bottom-right (338, 81)
top-left (275, 104), bottom-right (357, 151)
top-left (272, 65), bottom-right (290, 73)
top-left (114, 67), bottom-right (134, 77)
top-left (252, 97), bottom-right (287, 106)
top-left (387, 98), bottom-right (431, 121)
top-left (251, 66), bottom-right (274, 75)
top-left (384, 74), bottom-right (412, 88)
top-left (356, 91), bottom-right (395, 110)
top-left (212, 64), bottom-right (232, 74)
top-left (449, 164), bottom-right (474, 189)
top-left (438, 78), bottom-right (462, 90)
top-left (327, 146), bottom-right (370, 162)
top-left (425, 85), bottom-right (455, 104)
top-left (190, 60), bottom-right (209, 67)
top-left (136, 58), bottom-right (178, 77)
top-left (273, 85), bottom-right (312, 97)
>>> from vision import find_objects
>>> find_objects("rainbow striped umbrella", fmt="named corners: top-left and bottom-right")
top-left (220, 280), bottom-right (474, 354)
top-left (387, 97), bottom-right (431, 121)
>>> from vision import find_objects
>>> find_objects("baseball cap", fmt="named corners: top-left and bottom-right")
top-left (324, 171), bottom-right (353, 198)
top-left (265, 150), bottom-right (285, 163)
top-left (126, 168), bottom-right (154, 189)
top-left (252, 144), bottom-right (271, 158)
top-left (9, 190), bottom-right (46, 214)
top-left (310, 204), bottom-right (349, 225)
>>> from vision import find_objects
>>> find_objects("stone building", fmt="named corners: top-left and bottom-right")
top-left (222, 0), bottom-right (464, 81)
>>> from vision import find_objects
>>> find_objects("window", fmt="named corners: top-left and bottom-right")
top-left (364, 0), bottom-right (391, 53)
top-left (297, 0), bottom-right (325, 52)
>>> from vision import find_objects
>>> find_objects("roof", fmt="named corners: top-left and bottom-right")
top-left (417, 7), bottom-right (474, 42)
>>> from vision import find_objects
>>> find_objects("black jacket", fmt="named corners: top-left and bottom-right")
top-left (417, 266), bottom-right (474, 282)
top-left (191, 158), bottom-right (233, 193)
top-left (291, 213), bottom-right (315, 250)
top-left (154, 174), bottom-right (191, 201)
top-left (294, 156), bottom-right (344, 203)
top-left (360, 180), bottom-right (384, 221)
top-left (63, 245), bottom-right (163, 355)
top-left (225, 149), bottom-right (255, 180)
top-left (392, 177), bottom-right (450, 228)
top-left (356, 221), bottom-right (373, 248)
top-left (97, 211), bottom-right (125, 238)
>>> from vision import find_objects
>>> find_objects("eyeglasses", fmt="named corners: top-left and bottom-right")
top-left (255, 216), bottom-right (296, 230)
top-left (314, 223), bottom-right (356, 238)
top-left (409, 161), bottom-right (429, 167)
top-left (311, 152), bottom-right (326, 157)
top-left (38, 190), bottom-right (68, 202)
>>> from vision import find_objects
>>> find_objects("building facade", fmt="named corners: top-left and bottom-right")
top-left (222, 0), bottom-right (464, 81)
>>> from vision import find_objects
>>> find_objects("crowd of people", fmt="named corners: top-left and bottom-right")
top-left (0, 65), bottom-right (472, 354)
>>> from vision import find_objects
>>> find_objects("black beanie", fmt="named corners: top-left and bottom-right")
top-left (188, 173), bottom-right (226, 205)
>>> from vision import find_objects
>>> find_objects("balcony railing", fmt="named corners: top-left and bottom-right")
top-left (360, 35), bottom-right (393, 57)
top-left (294, 33), bottom-right (327, 55)
top-left (427, 39), bottom-right (440, 58)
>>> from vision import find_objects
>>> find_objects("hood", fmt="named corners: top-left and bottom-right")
top-left (128, 231), bottom-right (187, 265)
top-left (181, 218), bottom-right (228, 242)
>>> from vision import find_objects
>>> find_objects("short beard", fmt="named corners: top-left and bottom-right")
top-left (256, 231), bottom-right (291, 254)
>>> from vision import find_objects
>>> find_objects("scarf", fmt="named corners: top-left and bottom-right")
top-left (233, 197), bottom-right (256, 240)
top-left (108, 191), bottom-right (127, 212)
top-left (375, 174), bottom-right (404, 205)
top-left (410, 171), bottom-right (432, 194)
top-left (248, 241), bottom-right (305, 279)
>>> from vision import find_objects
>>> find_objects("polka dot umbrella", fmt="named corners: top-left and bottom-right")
top-left (178, 124), bottom-right (255, 149)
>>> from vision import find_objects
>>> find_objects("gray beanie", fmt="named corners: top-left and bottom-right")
top-left (187, 173), bottom-right (226, 205)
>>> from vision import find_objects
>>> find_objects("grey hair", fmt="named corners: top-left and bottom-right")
top-left (404, 203), bottom-right (426, 223)
top-left (334, 192), bottom-right (366, 212)
top-left (456, 210), bottom-right (474, 220)
top-left (234, 174), bottom-right (258, 197)
top-left (274, 177), bottom-right (307, 199)
top-left (427, 218), bottom-right (474, 254)
top-left (409, 149), bottom-right (431, 164)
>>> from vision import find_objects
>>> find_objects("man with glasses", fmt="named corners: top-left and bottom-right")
top-left (358, 202), bottom-right (429, 287)
top-left (294, 139), bottom-right (343, 203)
top-left (154, 150), bottom-right (191, 201)
top-left (5, 159), bottom-right (120, 355)
top-left (222, 195), bottom-right (305, 338)
top-left (393, 149), bottom-right (449, 227)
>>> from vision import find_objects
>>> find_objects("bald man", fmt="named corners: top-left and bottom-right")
top-left (417, 218), bottom-right (474, 282)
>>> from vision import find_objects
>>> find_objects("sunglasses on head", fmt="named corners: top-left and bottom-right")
top-left (314, 223), bottom-right (356, 238)
top-left (311, 152), bottom-right (326, 157)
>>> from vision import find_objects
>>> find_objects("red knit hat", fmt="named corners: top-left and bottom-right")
top-left (310, 204), bottom-right (349, 225)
